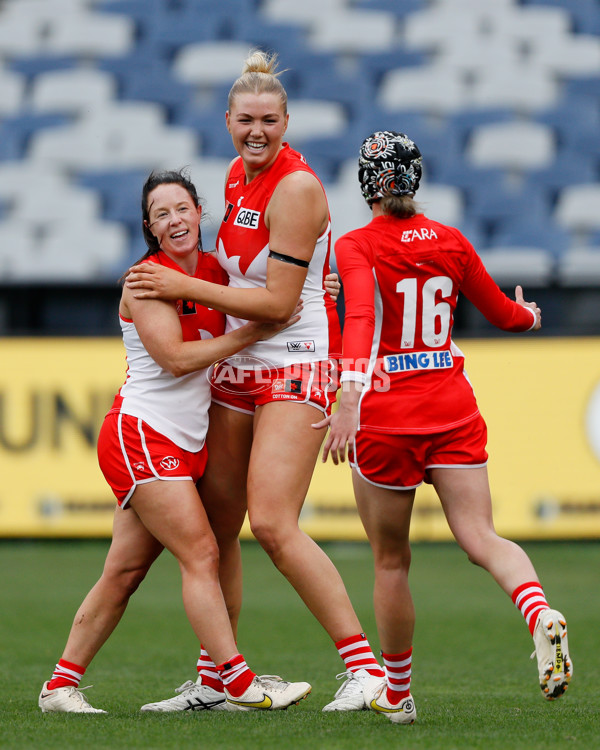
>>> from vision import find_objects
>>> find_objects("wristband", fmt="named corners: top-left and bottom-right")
top-left (340, 371), bottom-right (367, 385)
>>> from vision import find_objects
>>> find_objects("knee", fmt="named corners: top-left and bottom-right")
top-left (375, 543), bottom-right (412, 576)
top-left (102, 562), bottom-right (150, 602)
top-left (248, 517), bottom-right (283, 560)
top-left (183, 534), bottom-right (221, 577)
top-left (459, 534), bottom-right (494, 568)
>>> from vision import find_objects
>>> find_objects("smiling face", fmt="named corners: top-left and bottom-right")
top-left (145, 183), bottom-right (202, 272)
top-left (226, 92), bottom-right (289, 180)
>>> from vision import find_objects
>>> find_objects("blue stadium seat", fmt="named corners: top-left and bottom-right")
top-left (144, 8), bottom-right (226, 57)
top-left (357, 49), bottom-right (428, 89)
top-left (278, 50), bottom-right (340, 93)
top-left (563, 75), bottom-right (600, 101)
top-left (119, 64), bottom-right (195, 117)
top-left (353, 0), bottom-right (427, 18)
top-left (465, 180), bottom-right (552, 234)
top-left (96, 0), bottom-right (167, 39)
top-left (176, 102), bottom-right (236, 159)
top-left (533, 94), bottom-right (600, 148)
top-left (0, 114), bottom-right (72, 161)
top-left (228, 17), bottom-right (307, 73)
top-left (488, 218), bottom-right (571, 258)
top-left (8, 56), bottom-right (78, 81)
top-left (445, 109), bottom-right (515, 150)
top-left (77, 170), bottom-right (148, 234)
top-left (297, 69), bottom-right (374, 121)
top-left (523, 150), bottom-right (597, 201)
top-left (299, 130), bottom-right (366, 184)
top-left (521, 0), bottom-right (600, 35)
top-left (100, 2), bottom-right (227, 55)
top-left (98, 49), bottom-right (173, 87)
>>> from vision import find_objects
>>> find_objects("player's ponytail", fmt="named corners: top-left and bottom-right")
top-left (228, 49), bottom-right (288, 115)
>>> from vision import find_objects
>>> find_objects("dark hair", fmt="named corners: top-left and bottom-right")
top-left (141, 168), bottom-right (203, 258)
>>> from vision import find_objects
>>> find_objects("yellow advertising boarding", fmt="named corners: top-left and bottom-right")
top-left (1, 337), bottom-right (600, 540)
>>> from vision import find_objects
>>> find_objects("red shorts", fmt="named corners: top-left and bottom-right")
top-left (97, 412), bottom-right (208, 507)
top-left (210, 359), bottom-right (339, 416)
top-left (351, 414), bottom-right (488, 489)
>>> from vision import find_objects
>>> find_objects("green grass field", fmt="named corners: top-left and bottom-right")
top-left (1, 539), bottom-right (598, 749)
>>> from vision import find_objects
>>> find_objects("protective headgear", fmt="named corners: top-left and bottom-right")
top-left (358, 130), bottom-right (422, 205)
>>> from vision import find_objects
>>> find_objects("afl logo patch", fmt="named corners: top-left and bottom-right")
top-left (160, 456), bottom-right (180, 471)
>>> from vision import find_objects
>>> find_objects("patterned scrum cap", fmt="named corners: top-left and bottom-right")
top-left (358, 130), bottom-right (422, 204)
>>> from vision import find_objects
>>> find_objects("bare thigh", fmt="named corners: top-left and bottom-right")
top-left (352, 470), bottom-right (415, 558)
top-left (198, 403), bottom-right (254, 538)
top-left (248, 401), bottom-right (324, 529)
top-left (430, 466), bottom-right (496, 550)
top-left (129, 478), bottom-right (216, 564)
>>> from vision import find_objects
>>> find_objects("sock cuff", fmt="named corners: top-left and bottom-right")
top-left (335, 632), bottom-right (367, 650)
top-left (511, 581), bottom-right (543, 605)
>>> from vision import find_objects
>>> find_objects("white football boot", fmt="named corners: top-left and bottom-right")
top-left (140, 679), bottom-right (231, 712)
top-left (225, 674), bottom-right (311, 711)
top-left (531, 608), bottom-right (572, 700)
top-left (363, 680), bottom-right (416, 725)
top-left (38, 682), bottom-right (107, 714)
top-left (322, 669), bottom-right (385, 712)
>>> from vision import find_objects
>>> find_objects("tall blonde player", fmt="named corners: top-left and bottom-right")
top-left (127, 51), bottom-right (386, 712)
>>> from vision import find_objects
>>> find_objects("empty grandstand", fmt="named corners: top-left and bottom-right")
top-left (0, 0), bottom-right (599, 334)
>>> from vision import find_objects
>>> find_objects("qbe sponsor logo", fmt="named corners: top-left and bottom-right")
top-left (234, 207), bottom-right (261, 229)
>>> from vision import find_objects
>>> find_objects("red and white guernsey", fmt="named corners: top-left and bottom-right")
top-left (335, 214), bottom-right (536, 434)
top-left (109, 250), bottom-right (227, 451)
top-left (216, 143), bottom-right (341, 368)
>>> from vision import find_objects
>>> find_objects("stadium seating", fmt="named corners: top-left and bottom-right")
top-left (0, 68), bottom-right (26, 116)
top-left (478, 246), bottom-right (555, 287)
top-left (466, 121), bottom-right (556, 171)
top-left (557, 246), bottom-right (600, 285)
top-left (0, 0), bottom-right (598, 292)
top-left (30, 68), bottom-right (117, 115)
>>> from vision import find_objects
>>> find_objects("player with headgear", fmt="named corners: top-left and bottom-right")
top-left (314, 130), bottom-right (572, 724)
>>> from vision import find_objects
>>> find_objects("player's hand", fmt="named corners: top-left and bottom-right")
top-left (324, 272), bottom-right (340, 302)
top-left (250, 300), bottom-right (303, 340)
top-left (312, 405), bottom-right (358, 465)
top-left (126, 262), bottom-right (187, 300)
top-left (515, 285), bottom-right (541, 330)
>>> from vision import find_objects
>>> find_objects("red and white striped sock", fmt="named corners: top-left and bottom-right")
top-left (47, 659), bottom-right (85, 690)
top-left (382, 648), bottom-right (412, 704)
top-left (216, 653), bottom-right (255, 698)
top-left (336, 633), bottom-right (385, 677)
top-left (512, 581), bottom-right (550, 635)
top-left (197, 647), bottom-right (224, 692)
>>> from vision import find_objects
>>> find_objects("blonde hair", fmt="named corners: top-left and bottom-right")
top-left (228, 49), bottom-right (288, 115)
